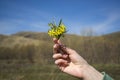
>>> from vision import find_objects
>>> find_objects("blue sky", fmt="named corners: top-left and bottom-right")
top-left (0, 0), bottom-right (120, 35)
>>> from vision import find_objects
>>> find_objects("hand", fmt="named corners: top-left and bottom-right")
top-left (53, 38), bottom-right (88, 78)
top-left (52, 38), bottom-right (103, 80)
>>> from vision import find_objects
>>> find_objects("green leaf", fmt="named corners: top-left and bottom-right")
top-left (58, 19), bottom-right (62, 27)
top-left (48, 23), bottom-right (53, 27)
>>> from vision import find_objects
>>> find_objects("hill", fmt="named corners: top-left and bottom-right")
top-left (0, 31), bottom-right (120, 64)
top-left (12, 31), bottom-right (51, 41)
top-left (0, 31), bottom-right (120, 80)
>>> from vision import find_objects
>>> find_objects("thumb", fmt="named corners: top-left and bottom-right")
top-left (53, 38), bottom-right (75, 55)
top-left (60, 45), bottom-right (77, 55)
top-left (53, 38), bottom-right (62, 45)
top-left (53, 38), bottom-right (58, 44)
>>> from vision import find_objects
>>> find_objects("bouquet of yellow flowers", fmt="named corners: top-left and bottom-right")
top-left (48, 19), bottom-right (67, 39)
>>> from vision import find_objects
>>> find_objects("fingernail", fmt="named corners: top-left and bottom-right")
top-left (53, 44), bottom-right (58, 48)
top-left (53, 38), bottom-right (58, 43)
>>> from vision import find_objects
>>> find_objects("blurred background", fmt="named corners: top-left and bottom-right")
top-left (0, 0), bottom-right (120, 80)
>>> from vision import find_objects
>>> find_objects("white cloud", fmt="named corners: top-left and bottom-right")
top-left (65, 12), bottom-right (120, 35)
top-left (0, 5), bottom-right (120, 35)
top-left (0, 7), bottom-right (54, 34)
top-left (0, 18), bottom-right (49, 34)
top-left (91, 13), bottom-right (120, 35)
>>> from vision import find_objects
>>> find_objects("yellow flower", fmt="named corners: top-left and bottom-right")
top-left (48, 19), bottom-right (67, 39)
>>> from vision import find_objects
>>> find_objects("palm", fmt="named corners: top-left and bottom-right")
top-left (60, 61), bottom-right (83, 78)
top-left (53, 39), bottom-right (87, 78)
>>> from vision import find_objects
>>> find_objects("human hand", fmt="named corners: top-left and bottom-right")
top-left (53, 38), bottom-right (104, 80)
top-left (53, 38), bottom-right (88, 78)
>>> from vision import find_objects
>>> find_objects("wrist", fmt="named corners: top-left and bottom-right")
top-left (82, 64), bottom-right (103, 80)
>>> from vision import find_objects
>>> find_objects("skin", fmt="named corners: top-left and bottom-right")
top-left (52, 38), bottom-right (103, 80)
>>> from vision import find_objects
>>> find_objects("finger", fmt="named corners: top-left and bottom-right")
top-left (65, 47), bottom-right (77, 55)
top-left (53, 44), bottom-right (60, 53)
top-left (53, 38), bottom-right (76, 55)
top-left (53, 53), bottom-right (69, 59)
top-left (53, 38), bottom-right (62, 44)
top-left (55, 59), bottom-right (68, 65)
top-left (53, 38), bottom-right (59, 44)
top-left (62, 54), bottom-right (69, 59)
top-left (57, 39), bottom-right (62, 45)
top-left (53, 38), bottom-right (64, 51)
top-left (53, 53), bottom-right (62, 59)
top-left (60, 46), bottom-right (77, 55)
